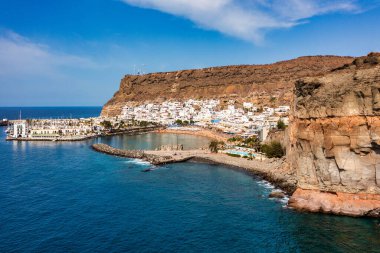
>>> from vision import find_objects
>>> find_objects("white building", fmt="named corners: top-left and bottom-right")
top-left (11, 120), bottom-right (28, 138)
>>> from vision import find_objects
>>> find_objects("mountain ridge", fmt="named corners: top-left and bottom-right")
top-left (101, 55), bottom-right (353, 117)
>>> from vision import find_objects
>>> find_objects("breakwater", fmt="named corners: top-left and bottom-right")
top-left (92, 144), bottom-right (194, 165)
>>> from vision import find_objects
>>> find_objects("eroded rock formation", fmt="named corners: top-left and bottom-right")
top-left (288, 53), bottom-right (380, 217)
top-left (101, 56), bottom-right (352, 117)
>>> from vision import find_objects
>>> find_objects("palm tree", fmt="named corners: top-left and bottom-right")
top-left (209, 140), bottom-right (219, 153)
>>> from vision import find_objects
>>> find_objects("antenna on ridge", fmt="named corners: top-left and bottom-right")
top-left (142, 64), bottom-right (146, 75)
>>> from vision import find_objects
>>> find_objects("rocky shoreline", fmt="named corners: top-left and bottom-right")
top-left (188, 156), bottom-right (297, 194)
top-left (289, 189), bottom-right (380, 217)
top-left (92, 143), bottom-right (297, 194)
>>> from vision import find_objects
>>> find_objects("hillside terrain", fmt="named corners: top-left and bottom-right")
top-left (101, 56), bottom-right (353, 117)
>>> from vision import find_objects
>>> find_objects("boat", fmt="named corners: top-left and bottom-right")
top-left (142, 167), bottom-right (156, 172)
top-left (0, 119), bottom-right (8, 127)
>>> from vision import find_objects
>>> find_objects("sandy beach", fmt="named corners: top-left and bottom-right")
top-left (155, 127), bottom-right (229, 142)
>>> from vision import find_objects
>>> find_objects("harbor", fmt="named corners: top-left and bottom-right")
top-left (4, 117), bottom-right (162, 141)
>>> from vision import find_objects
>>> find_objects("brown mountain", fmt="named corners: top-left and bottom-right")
top-left (101, 55), bottom-right (353, 117)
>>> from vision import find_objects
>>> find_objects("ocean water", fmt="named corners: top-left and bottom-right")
top-left (0, 107), bottom-right (102, 120)
top-left (0, 108), bottom-right (380, 252)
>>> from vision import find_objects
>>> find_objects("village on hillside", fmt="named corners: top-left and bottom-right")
top-left (5, 99), bottom-right (289, 144)
top-left (121, 99), bottom-right (290, 141)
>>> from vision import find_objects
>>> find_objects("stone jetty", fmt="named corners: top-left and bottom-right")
top-left (92, 144), bottom-right (194, 165)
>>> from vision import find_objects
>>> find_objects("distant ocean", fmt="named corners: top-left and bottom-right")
top-left (0, 106), bottom-right (102, 120)
top-left (0, 107), bottom-right (379, 252)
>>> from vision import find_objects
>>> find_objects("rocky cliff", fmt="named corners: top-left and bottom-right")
top-left (288, 53), bottom-right (380, 217)
top-left (101, 56), bottom-right (353, 117)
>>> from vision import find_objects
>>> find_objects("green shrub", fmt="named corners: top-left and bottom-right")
top-left (100, 120), bottom-right (112, 130)
top-left (277, 120), bottom-right (286, 130)
top-left (228, 137), bottom-right (236, 142)
top-left (261, 141), bottom-right (284, 158)
top-left (209, 140), bottom-right (225, 153)
top-left (139, 121), bottom-right (149, 127)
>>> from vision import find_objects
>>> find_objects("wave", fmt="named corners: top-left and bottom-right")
top-left (257, 179), bottom-right (275, 190)
top-left (258, 179), bottom-right (290, 206)
top-left (123, 159), bottom-right (151, 166)
top-left (280, 196), bottom-right (290, 208)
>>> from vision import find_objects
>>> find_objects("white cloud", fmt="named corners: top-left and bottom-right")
top-left (0, 30), bottom-right (97, 78)
top-left (121, 0), bottom-right (362, 42)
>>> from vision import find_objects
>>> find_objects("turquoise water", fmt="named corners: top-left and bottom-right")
top-left (1, 108), bottom-right (380, 252)
top-left (97, 132), bottom-right (210, 150)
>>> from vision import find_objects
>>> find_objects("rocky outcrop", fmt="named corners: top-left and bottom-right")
top-left (269, 190), bottom-right (286, 199)
top-left (289, 189), bottom-right (380, 217)
top-left (288, 53), bottom-right (380, 217)
top-left (102, 56), bottom-right (353, 117)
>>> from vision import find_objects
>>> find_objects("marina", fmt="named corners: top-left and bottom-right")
top-left (4, 118), bottom-right (162, 141)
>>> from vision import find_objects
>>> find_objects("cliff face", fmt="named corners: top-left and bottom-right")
top-left (101, 56), bottom-right (353, 117)
top-left (288, 53), bottom-right (380, 217)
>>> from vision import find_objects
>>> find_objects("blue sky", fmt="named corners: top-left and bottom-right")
top-left (0, 0), bottom-right (379, 106)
